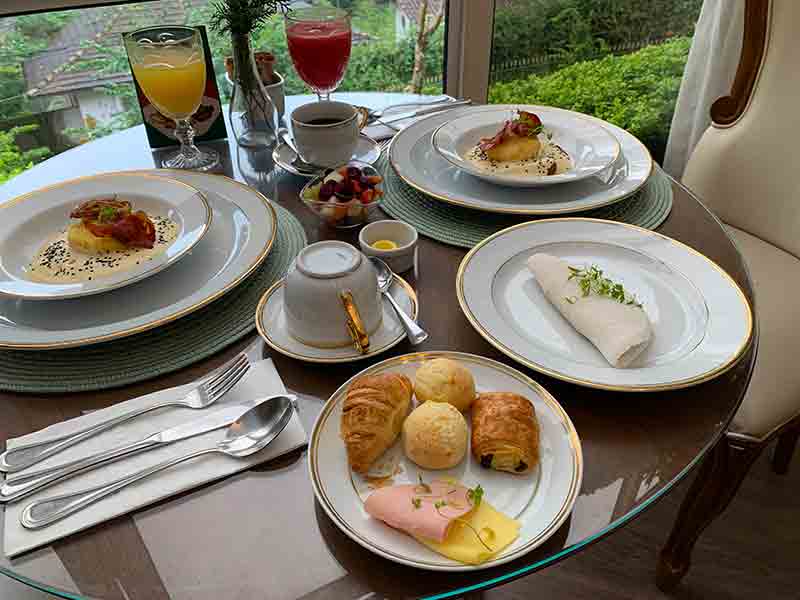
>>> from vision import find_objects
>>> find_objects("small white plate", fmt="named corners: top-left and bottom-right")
top-left (0, 171), bottom-right (275, 349)
top-left (0, 173), bottom-right (211, 300)
top-left (390, 104), bottom-right (653, 215)
top-left (273, 133), bottom-right (382, 177)
top-left (256, 275), bottom-right (418, 363)
top-left (457, 219), bottom-right (754, 391)
top-left (433, 106), bottom-right (620, 188)
top-left (309, 351), bottom-right (582, 571)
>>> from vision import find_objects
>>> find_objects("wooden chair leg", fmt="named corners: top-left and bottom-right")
top-left (656, 435), bottom-right (763, 591)
top-left (772, 426), bottom-right (799, 475)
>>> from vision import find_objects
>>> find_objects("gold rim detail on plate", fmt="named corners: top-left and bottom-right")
top-left (0, 172), bottom-right (214, 302)
top-left (388, 104), bottom-right (654, 216)
top-left (455, 217), bottom-right (755, 392)
top-left (0, 170), bottom-right (277, 350)
top-left (255, 274), bottom-right (418, 363)
top-left (308, 351), bottom-right (583, 570)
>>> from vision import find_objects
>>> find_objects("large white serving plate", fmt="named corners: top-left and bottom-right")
top-left (0, 173), bottom-right (211, 300)
top-left (432, 106), bottom-right (620, 188)
top-left (390, 104), bottom-right (652, 215)
top-left (0, 171), bottom-right (276, 349)
top-left (457, 219), bottom-right (754, 391)
top-left (309, 351), bottom-right (582, 571)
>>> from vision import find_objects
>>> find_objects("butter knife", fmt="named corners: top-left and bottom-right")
top-left (0, 394), bottom-right (295, 504)
top-left (378, 99), bottom-right (472, 125)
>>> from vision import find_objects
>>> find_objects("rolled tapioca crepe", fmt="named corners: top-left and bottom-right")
top-left (527, 253), bottom-right (652, 368)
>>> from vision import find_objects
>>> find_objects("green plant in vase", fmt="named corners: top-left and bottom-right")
top-left (210, 0), bottom-right (290, 147)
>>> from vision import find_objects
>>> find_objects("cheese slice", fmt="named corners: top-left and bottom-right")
top-left (414, 499), bottom-right (520, 565)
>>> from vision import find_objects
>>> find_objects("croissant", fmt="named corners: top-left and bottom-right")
top-left (340, 372), bottom-right (413, 473)
top-left (471, 392), bottom-right (540, 475)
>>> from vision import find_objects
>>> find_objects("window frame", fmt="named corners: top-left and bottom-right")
top-left (0, 1), bottom-right (158, 16)
top-left (4, 0), bottom-right (496, 101)
top-left (445, 0), bottom-right (494, 103)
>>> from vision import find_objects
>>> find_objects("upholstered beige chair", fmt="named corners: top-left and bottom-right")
top-left (657, 0), bottom-right (799, 589)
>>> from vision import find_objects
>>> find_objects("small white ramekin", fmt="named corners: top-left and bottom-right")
top-left (358, 220), bottom-right (418, 274)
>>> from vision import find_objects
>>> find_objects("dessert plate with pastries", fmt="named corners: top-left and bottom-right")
top-left (0, 172), bottom-right (211, 300)
top-left (308, 351), bottom-right (582, 571)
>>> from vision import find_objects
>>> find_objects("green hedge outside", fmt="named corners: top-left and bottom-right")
top-left (489, 37), bottom-right (692, 163)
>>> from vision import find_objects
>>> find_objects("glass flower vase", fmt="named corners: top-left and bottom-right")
top-left (228, 34), bottom-right (277, 148)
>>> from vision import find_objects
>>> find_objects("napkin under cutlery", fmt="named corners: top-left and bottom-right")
top-left (3, 359), bottom-right (307, 558)
top-left (363, 95), bottom-right (460, 141)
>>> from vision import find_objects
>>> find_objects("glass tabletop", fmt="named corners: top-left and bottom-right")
top-left (0, 93), bottom-right (756, 599)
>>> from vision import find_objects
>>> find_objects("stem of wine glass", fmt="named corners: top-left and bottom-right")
top-left (173, 118), bottom-right (201, 161)
top-left (316, 91), bottom-right (331, 102)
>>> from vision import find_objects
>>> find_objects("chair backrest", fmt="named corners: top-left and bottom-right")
top-left (683, 0), bottom-right (800, 258)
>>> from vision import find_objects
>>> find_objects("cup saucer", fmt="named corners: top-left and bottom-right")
top-left (255, 274), bottom-right (418, 362)
top-left (272, 133), bottom-right (382, 177)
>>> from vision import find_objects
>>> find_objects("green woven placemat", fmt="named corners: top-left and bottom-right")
top-left (378, 158), bottom-right (673, 248)
top-left (0, 203), bottom-right (307, 394)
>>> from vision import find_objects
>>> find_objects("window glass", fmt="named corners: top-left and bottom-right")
top-left (489, 0), bottom-right (703, 162)
top-left (0, 0), bottom-right (446, 182)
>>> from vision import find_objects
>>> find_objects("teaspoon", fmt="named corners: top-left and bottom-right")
top-left (369, 257), bottom-right (428, 345)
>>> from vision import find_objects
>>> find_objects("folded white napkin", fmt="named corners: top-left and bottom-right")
top-left (528, 253), bottom-right (652, 367)
top-left (3, 359), bottom-right (307, 558)
top-left (363, 95), bottom-right (457, 141)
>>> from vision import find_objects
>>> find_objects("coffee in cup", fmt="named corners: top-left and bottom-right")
top-left (291, 101), bottom-right (367, 168)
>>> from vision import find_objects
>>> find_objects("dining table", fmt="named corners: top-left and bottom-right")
top-left (0, 92), bottom-right (757, 600)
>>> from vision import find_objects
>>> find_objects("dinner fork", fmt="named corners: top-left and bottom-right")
top-left (0, 353), bottom-right (250, 474)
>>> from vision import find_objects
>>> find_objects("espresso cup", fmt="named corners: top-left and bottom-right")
top-left (283, 241), bottom-right (382, 352)
top-left (291, 101), bottom-right (367, 168)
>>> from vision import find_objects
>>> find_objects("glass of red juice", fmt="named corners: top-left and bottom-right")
top-left (285, 7), bottom-right (352, 101)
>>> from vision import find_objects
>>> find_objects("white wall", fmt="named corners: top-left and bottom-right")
top-left (75, 89), bottom-right (124, 126)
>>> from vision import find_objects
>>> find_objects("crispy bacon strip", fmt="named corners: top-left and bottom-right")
top-left (479, 111), bottom-right (543, 151)
top-left (111, 211), bottom-right (156, 249)
top-left (69, 198), bottom-right (131, 221)
top-left (72, 199), bottom-right (156, 249)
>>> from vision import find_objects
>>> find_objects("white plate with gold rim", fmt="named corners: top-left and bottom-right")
top-left (457, 219), bottom-right (754, 391)
top-left (256, 275), bottom-right (418, 363)
top-left (390, 104), bottom-right (652, 215)
top-left (0, 171), bottom-right (276, 349)
top-left (432, 106), bottom-right (620, 188)
top-left (0, 173), bottom-right (211, 300)
top-left (309, 351), bottom-right (582, 571)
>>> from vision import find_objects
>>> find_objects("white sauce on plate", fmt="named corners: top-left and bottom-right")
top-left (467, 137), bottom-right (572, 177)
top-left (28, 215), bottom-right (178, 283)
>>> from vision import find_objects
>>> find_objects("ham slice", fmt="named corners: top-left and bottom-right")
top-left (527, 253), bottom-right (652, 367)
top-left (365, 480), bottom-right (474, 543)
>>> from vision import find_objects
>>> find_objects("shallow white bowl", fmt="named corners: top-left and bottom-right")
top-left (0, 173), bottom-right (211, 300)
top-left (432, 106), bottom-right (620, 188)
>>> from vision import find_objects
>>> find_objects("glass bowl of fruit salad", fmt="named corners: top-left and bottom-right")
top-left (300, 161), bottom-right (384, 229)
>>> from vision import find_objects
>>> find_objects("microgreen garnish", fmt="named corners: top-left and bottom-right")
top-left (517, 111), bottom-right (543, 136)
top-left (411, 497), bottom-right (422, 509)
top-left (433, 500), bottom-right (493, 553)
top-left (416, 474), bottom-right (432, 494)
top-left (567, 265), bottom-right (642, 308)
top-left (466, 484), bottom-right (484, 508)
top-left (98, 206), bottom-right (117, 223)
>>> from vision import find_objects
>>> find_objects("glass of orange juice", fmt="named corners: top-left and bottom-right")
top-left (124, 26), bottom-right (219, 171)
